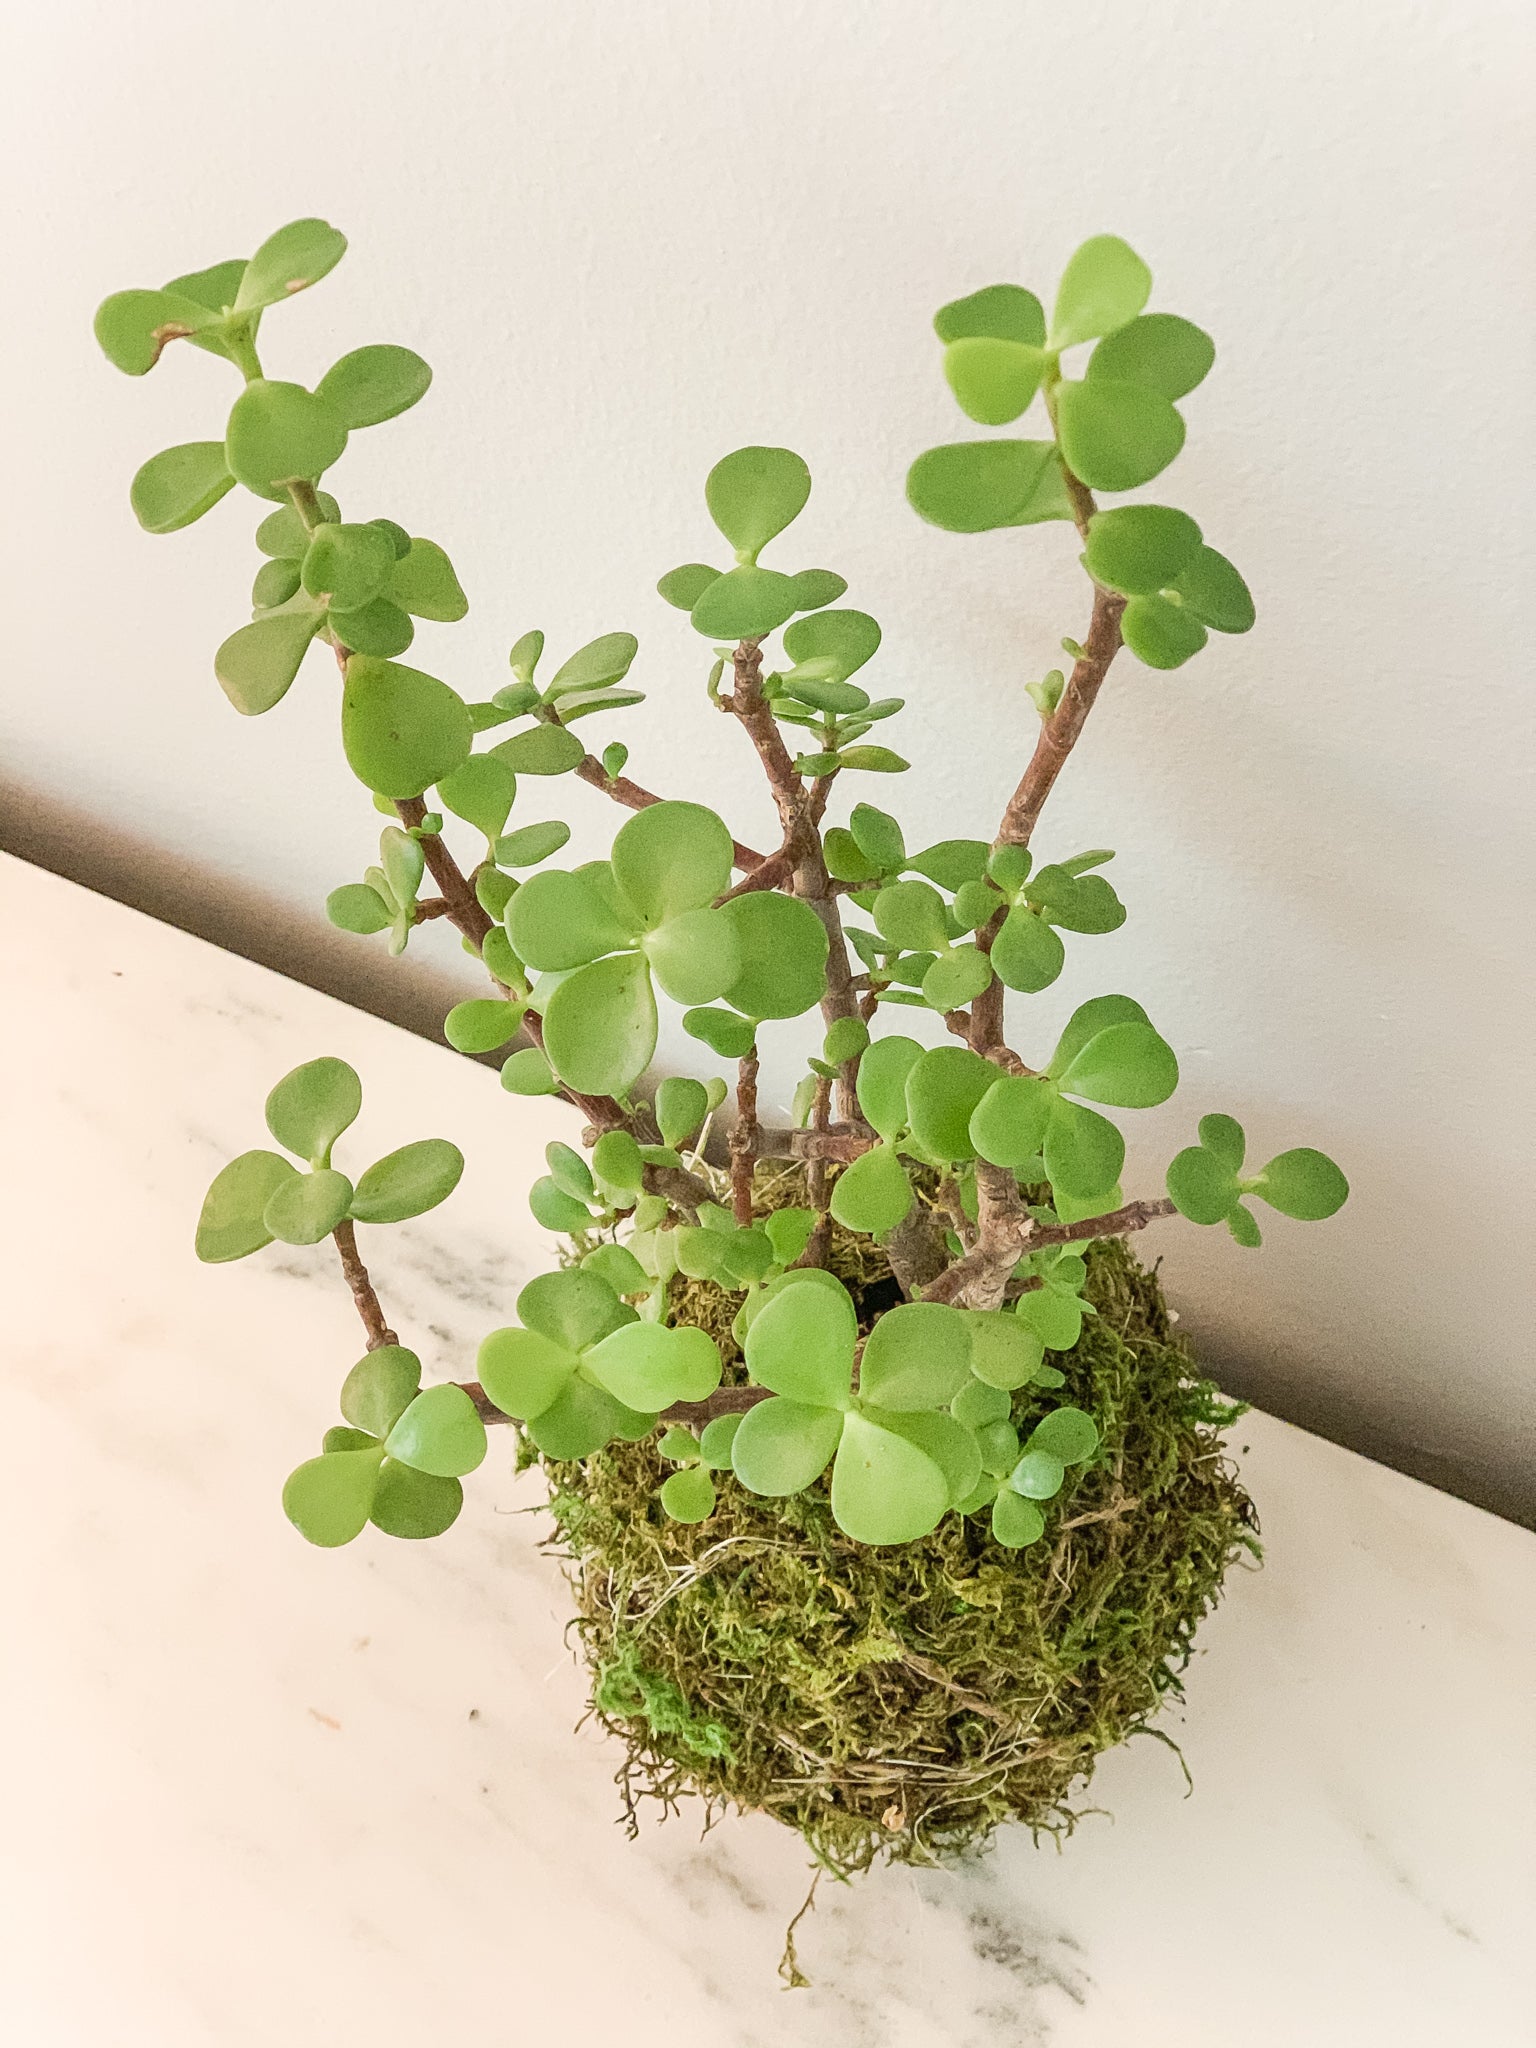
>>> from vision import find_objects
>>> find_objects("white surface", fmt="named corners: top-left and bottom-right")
top-left (3, 852), bottom-right (1533, 2045)
top-left (5, 0), bottom-right (1535, 1516)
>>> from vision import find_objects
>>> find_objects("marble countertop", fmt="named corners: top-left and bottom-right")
top-left (4, 851), bottom-right (1532, 2046)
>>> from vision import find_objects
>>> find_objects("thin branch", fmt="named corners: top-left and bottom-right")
top-left (730, 1046), bottom-right (760, 1226)
top-left (332, 1220), bottom-right (398, 1350)
top-left (570, 748), bottom-right (765, 872)
top-left (922, 1196), bottom-right (1178, 1306)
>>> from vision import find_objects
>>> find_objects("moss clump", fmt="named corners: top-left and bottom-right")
top-left (542, 1234), bottom-right (1254, 1880)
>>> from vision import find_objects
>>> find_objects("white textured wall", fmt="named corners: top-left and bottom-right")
top-left (5, 0), bottom-right (1533, 1517)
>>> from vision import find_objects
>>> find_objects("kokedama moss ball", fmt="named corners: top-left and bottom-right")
top-left (542, 1231), bottom-right (1254, 1879)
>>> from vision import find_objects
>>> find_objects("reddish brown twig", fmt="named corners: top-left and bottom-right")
top-left (332, 1219), bottom-right (398, 1350)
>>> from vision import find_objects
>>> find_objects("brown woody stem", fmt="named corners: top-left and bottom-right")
top-left (332, 1220), bottom-right (398, 1350)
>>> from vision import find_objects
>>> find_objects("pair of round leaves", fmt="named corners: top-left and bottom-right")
top-left (508, 803), bottom-right (827, 1096)
top-left (677, 446), bottom-right (812, 639)
top-left (729, 1275), bottom-right (980, 1545)
top-left (94, 218), bottom-right (349, 379)
top-left (283, 1356), bottom-right (485, 1547)
top-left (477, 1267), bottom-right (721, 1459)
top-left (1083, 506), bottom-right (1254, 669)
top-left (1167, 1112), bottom-right (1348, 1246)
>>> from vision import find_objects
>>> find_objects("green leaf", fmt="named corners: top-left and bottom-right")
top-left (822, 1016), bottom-right (869, 1067)
top-left (922, 947), bottom-right (993, 1012)
top-left (263, 1167), bottom-right (353, 1244)
top-left (837, 746), bottom-right (908, 774)
top-left (788, 569), bottom-right (847, 610)
top-left (494, 821), bottom-right (571, 869)
top-left (745, 1278), bottom-right (856, 1405)
top-left (732, 1397), bottom-right (844, 1496)
top-left (1054, 378), bottom-right (1185, 493)
top-left (584, 1322), bottom-right (721, 1410)
top-left (341, 656), bottom-right (473, 799)
top-left (682, 1007), bottom-right (756, 1059)
top-left (969, 1075), bottom-right (1054, 1168)
top-left (1028, 1406), bottom-right (1099, 1465)
top-left (966, 1312), bottom-right (1046, 1390)
top-left (1049, 234), bottom-right (1151, 349)
top-left (327, 883), bottom-right (393, 936)
top-left (329, 597), bottom-right (415, 659)
top-left (909, 840), bottom-right (989, 892)
top-left (1199, 1113), bottom-right (1246, 1170)
top-left (349, 1138), bottom-right (464, 1223)
top-left (689, 564), bottom-right (800, 640)
top-left (698, 1412), bottom-right (742, 1469)
top-left (340, 1345), bottom-right (421, 1438)
top-left (612, 801), bottom-right (733, 925)
top-left (510, 867), bottom-right (635, 969)
top-left (554, 686), bottom-right (645, 722)
top-left (437, 754), bottom-right (516, 839)
top-left (1251, 1148), bottom-right (1349, 1221)
top-left (976, 1419), bottom-right (1022, 1477)
top-left (823, 828), bottom-right (879, 884)
top-left (828, 1142), bottom-right (913, 1236)
top-left (935, 284), bottom-right (1045, 347)
top-left (508, 630), bottom-right (545, 684)
top-left (389, 538), bottom-right (468, 622)
top-left (214, 607), bottom-right (323, 716)
top-left (859, 1301), bottom-right (971, 1409)
top-left (253, 558), bottom-right (302, 608)
top-left (856, 1034), bottom-right (922, 1140)
top-left (544, 1142), bottom-right (595, 1204)
top-left (591, 1129), bottom-right (645, 1196)
top-left (282, 1445), bottom-right (384, 1547)
top-left (315, 344), bottom-right (431, 428)
top-left (658, 563), bottom-right (721, 610)
top-left (370, 1461), bottom-right (463, 1539)
top-left (93, 287), bottom-right (221, 374)
top-left (1052, 995), bottom-right (1150, 1073)
top-left (1042, 1097), bottom-right (1124, 1200)
top-left (1228, 1203), bottom-right (1264, 1248)
top-left (1057, 1021), bottom-right (1178, 1108)
top-left (991, 1489), bottom-right (1046, 1549)
top-left (528, 1377), bottom-right (654, 1460)
top-left (163, 258), bottom-right (247, 311)
top-left (907, 440), bottom-right (1072, 532)
top-left (442, 995), bottom-right (528, 1048)
top-left (257, 500), bottom-right (330, 558)
top-left (130, 442), bottom-right (234, 534)
top-left (952, 1378), bottom-right (1011, 1430)
top-left (1026, 864), bottom-right (1125, 934)
top-left (719, 890), bottom-right (828, 1020)
top-left (656, 1076), bottom-right (710, 1148)
top-left (660, 1466), bottom-right (717, 1523)
top-left (491, 724), bottom-right (585, 777)
top-left (1121, 595), bottom-right (1208, 670)
top-left (905, 1046), bottom-right (997, 1162)
top-left (265, 1057), bottom-right (361, 1164)
top-left (951, 880), bottom-right (1002, 931)
top-left (764, 1207), bottom-right (816, 1266)
top-left (501, 1046), bottom-right (559, 1094)
top-left (302, 522), bottom-right (396, 609)
top-left (1167, 1144), bottom-right (1238, 1225)
top-left (544, 952), bottom-right (658, 1096)
top-left (1083, 505), bottom-right (1202, 596)
top-left (582, 1244), bottom-right (649, 1296)
top-left (195, 1149), bottom-right (298, 1262)
top-left (225, 380), bottom-right (348, 500)
top-left (1089, 313), bottom-right (1214, 399)
top-left (1172, 546), bottom-right (1255, 633)
top-left (705, 446), bottom-right (811, 559)
top-left (877, 1408), bottom-right (983, 1507)
top-left (235, 217), bottom-right (347, 312)
top-left (1009, 1447), bottom-right (1066, 1500)
top-left (873, 879), bottom-right (948, 953)
top-left (944, 337), bottom-right (1047, 425)
top-left (546, 632), bottom-right (638, 698)
top-left (831, 1411), bottom-right (950, 1545)
top-left (781, 608), bottom-right (882, 682)
top-left (477, 1325), bottom-right (577, 1420)
top-left (385, 1383), bottom-right (487, 1478)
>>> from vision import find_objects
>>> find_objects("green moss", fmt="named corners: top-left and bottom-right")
top-left (543, 1230), bottom-right (1253, 1880)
